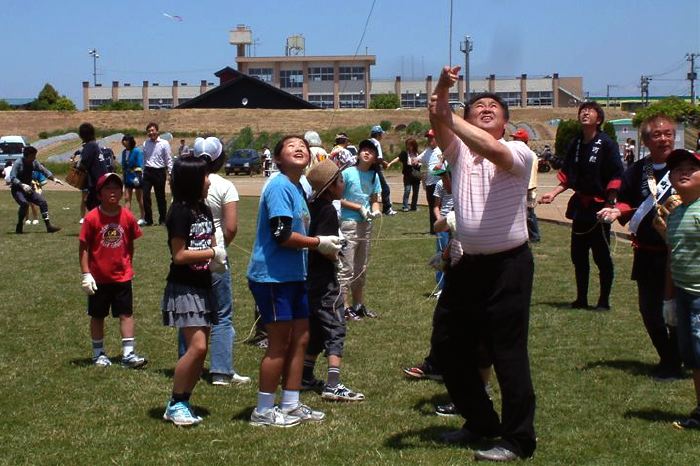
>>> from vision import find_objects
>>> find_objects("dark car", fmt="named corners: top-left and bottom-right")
top-left (225, 149), bottom-right (262, 176)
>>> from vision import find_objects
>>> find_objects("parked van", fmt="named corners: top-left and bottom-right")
top-left (0, 135), bottom-right (28, 164)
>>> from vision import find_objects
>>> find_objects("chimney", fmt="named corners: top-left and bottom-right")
top-left (142, 81), bottom-right (149, 110)
top-left (520, 74), bottom-right (527, 108)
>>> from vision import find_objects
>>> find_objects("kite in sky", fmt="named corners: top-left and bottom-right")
top-left (163, 12), bottom-right (183, 22)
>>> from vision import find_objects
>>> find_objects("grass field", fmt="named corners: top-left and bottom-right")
top-left (1, 191), bottom-right (697, 465)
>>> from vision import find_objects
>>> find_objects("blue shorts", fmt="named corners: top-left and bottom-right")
top-left (248, 280), bottom-right (309, 324)
top-left (675, 287), bottom-right (700, 369)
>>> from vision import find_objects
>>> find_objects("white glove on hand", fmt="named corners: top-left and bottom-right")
top-left (210, 245), bottom-right (227, 273)
top-left (359, 206), bottom-right (370, 221)
top-left (446, 211), bottom-right (457, 233)
top-left (81, 272), bottom-right (98, 296)
top-left (54, 179), bottom-right (64, 186)
top-left (317, 235), bottom-right (342, 256)
top-left (663, 299), bottom-right (677, 327)
top-left (21, 183), bottom-right (33, 195)
top-left (370, 210), bottom-right (382, 219)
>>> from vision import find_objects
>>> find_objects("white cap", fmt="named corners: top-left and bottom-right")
top-left (192, 137), bottom-right (223, 161)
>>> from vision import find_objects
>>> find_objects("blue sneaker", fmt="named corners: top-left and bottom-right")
top-left (163, 401), bottom-right (201, 426)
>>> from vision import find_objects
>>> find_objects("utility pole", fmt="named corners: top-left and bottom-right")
top-left (459, 36), bottom-right (473, 103)
top-left (88, 49), bottom-right (99, 86)
top-left (606, 84), bottom-right (619, 108)
top-left (687, 53), bottom-right (698, 106)
top-left (640, 75), bottom-right (651, 107)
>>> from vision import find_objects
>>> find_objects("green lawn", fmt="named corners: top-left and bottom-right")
top-left (1, 191), bottom-right (696, 465)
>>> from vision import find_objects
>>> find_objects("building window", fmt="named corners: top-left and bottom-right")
top-left (400, 92), bottom-right (427, 108)
top-left (308, 67), bottom-right (334, 81)
top-left (280, 70), bottom-right (303, 88)
top-left (339, 66), bottom-right (365, 81)
top-left (339, 93), bottom-right (365, 108)
top-left (496, 92), bottom-right (521, 107)
top-left (308, 94), bottom-right (334, 108)
top-left (249, 68), bottom-right (273, 82)
top-left (148, 98), bottom-right (173, 109)
top-left (526, 91), bottom-right (553, 106)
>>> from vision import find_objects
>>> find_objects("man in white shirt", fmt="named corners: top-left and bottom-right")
top-left (428, 65), bottom-right (536, 462)
top-left (142, 122), bottom-right (173, 225)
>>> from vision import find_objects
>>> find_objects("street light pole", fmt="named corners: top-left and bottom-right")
top-left (459, 36), bottom-right (473, 103)
top-left (88, 49), bottom-right (99, 86)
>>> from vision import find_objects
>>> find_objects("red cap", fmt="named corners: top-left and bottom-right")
top-left (425, 129), bottom-right (436, 138)
top-left (96, 172), bottom-right (123, 192)
top-left (667, 149), bottom-right (700, 170)
top-left (511, 128), bottom-right (529, 143)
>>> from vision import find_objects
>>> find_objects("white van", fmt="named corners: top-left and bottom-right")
top-left (0, 135), bottom-right (28, 165)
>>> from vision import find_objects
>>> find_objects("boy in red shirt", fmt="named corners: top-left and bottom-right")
top-left (79, 173), bottom-right (146, 368)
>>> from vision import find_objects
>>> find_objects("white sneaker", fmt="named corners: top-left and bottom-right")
top-left (231, 373), bottom-right (251, 384)
top-left (79, 218), bottom-right (84, 224)
top-left (93, 353), bottom-right (112, 367)
top-left (281, 403), bottom-right (326, 423)
top-left (137, 219), bottom-right (147, 226)
top-left (31, 219), bottom-right (39, 225)
top-left (250, 406), bottom-right (301, 427)
top-left (25, 220), bottom-right (31, 225)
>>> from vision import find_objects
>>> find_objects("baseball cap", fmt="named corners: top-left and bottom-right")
top-left (511, 128), bottom-right (529, 143)
top-left (371, 125), bottom-right (384, 134)
top-left (666, 149), bottom-right (700, 170)
top-left (425, 129), bottom-right (436, 138)
top-left (335, 132), bottom-right (349, 143)
top-left (96, 172), bottom-right (123, 191)
top-left (192, 137), bottom-right (223, 161)
top-left (358, 139), bottom-right (379, 155)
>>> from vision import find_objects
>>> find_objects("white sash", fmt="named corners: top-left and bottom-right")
top-left (628, 171), bottom-right (672, 234)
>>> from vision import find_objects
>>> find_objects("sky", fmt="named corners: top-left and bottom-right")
top-left (2, 0), bottom-right (699, 105)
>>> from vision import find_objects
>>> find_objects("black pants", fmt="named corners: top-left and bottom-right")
top-left (570, 219), bottom-right (613, 306)
top-left (142, 167), bottom-right (168, 225)
top-left (434, 243), bottom-right (536, 459)
top-left (402, 176), bottom-right (420, 210)
top-left (377, 167), bottom-right (392, 213)
top-left (425, 183), bottom-right (437, 234)
top-left (12, 187), bottom-right (49, 222)
top-left (633, 249), bottom-right (682, 371)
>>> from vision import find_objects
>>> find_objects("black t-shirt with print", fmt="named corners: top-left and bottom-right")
top-left (166, 202), bottom-right (214, 289)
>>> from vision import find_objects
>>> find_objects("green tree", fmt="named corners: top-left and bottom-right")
top-left (29, 83), bottom-right (76, 111)
top-left (0, 100), bottom-right (12, 111)
top-left (229, 126), bottom-right (254, 150)
top-left (632, 97), bottom-right (700, 127)
top-left (369, 93), bottom-right (400, 109)
top-left (98, 100), bottom-right (143, 111)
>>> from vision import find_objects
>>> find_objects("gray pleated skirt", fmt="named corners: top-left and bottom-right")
top-left (161, 282), bottom-right (217, 328)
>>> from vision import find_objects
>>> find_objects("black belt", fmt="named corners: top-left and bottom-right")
top-left (459, 242), bottom-right (529, 264)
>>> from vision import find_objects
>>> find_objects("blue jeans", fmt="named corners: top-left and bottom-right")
top-left (675, 287), bottom-right (700, 370)
top-left (178, 265), bottom-right (237, 375)
top-left (436, 231), bottom-right (450, 289)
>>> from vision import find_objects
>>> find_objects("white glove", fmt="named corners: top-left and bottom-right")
top-left (81, 272), bottom-right (98, 295)
top-left (132, 177), bottom-right (140, 188)
top-left (370, 210), bottom-right (382, 219)
top-left (446, 211), bottom-right (457, 233)
top-left (316, 235), bottom-right (342, 256)
top-left (663, 299), bottom-right (677, 327)
top-left (210, 245), bottom-right (227, 273)
top-left (359, 206), bottom-right (370, 221)
top-left (54, 179), bottom-right (64, 186)
top-left (21, 183), bottom-right (33, 195)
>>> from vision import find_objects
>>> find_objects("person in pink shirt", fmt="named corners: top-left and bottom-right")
top-left (428, 65), bottom-right (536, 462)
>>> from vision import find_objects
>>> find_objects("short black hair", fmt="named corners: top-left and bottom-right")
top-left (23, 146), bottom-right (38, 158)
top-left (464, 92), bottom-right (510, 121)
top-left (207, 148), bottom-right (226, 174)
top-left (170, 156), bottom-right (208, 205)
top-left (146, 122), bottom-right (159, 132)
top-left (578, 101), bottom-right (605, 128)
top-left (78, 122), bottom-right (96, 142)
top-left (122, 134), bottom-right (136, 150)
top-left (273, 135), bottom-right (310, 159)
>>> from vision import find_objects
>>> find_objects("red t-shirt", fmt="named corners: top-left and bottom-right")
top-left (79, 207), bottom-right (143, 284)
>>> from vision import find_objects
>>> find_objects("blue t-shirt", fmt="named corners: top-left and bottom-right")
top-left (247, 173), bottom-right (310, 283)
top-left (340, 166), bottom-right (381, 221)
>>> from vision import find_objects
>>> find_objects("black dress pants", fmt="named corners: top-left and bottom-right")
top-left (143, 167), bottom-right (168, 225)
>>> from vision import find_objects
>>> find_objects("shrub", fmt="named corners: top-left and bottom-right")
top-left (555, 119), bottom-right (619, 156)
top-left (0, 100), bottom-right (12, 111)
top-left (380, 120), bottom-right (392, 132)
top-left (370, 93), bottom-right (400, 109)
top-left (406, 121), bottom-right (424, 135)
top-left (632, 97), bottom-right (700, 127)
top-left (97, 101), bottom-right (144, 111)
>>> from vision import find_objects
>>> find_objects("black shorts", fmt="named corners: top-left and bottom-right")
top-left (307, 282), bottom-right (346, 357)
top-left (87, 281), bottom-right (134, 318)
